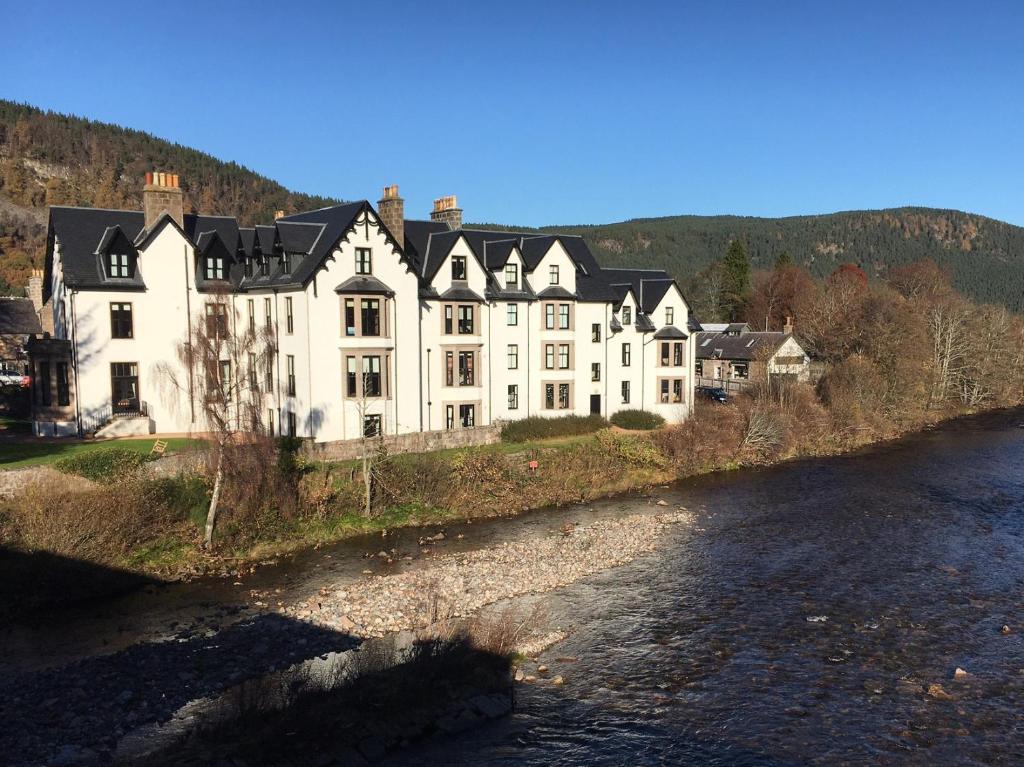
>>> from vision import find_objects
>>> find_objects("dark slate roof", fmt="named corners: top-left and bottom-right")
top-left (276, 220), bottom-right (325, 255)
top-left (255, 225), bottom-right (278, 255)
top-left (695, 331), bottom-right (791, 361)
top-left (602, 268), bottom-right (678, 313)
top-left (687, 316), bottom-right (703, 333)
top-left (416, 230), bottom-right (468, 282)
top-left (486, 284), bottom-right (536, 301)
top-left (238, 227), bottom-right (257, 258)
top-left (267, 202), bottom-right (371, 288)
top-left (537, 285), bottom-right (577, 299)
top-left (480, 238), bottom-right (519, 270)
top-left (402, 219), bottom-right (449, 274)
top-left (0, 298), bottom-right (42, 335)
top-left (48, 207), bottom-right (244, 293)
top-left (334, 275), bottom-right (395, 296)
top-left (518, 235), bottom-right (560, 270)
top-left (439, 285), bottom-right (485, 302)
top-left (635, 313), bottom-right (656, 332)
top-left (653, 325), bottom-right (689, 340)
top-left (407, 224), bottom-right (623, 303)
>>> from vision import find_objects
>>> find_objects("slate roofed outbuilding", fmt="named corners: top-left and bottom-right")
top-left (695, 331), bottom-right (791, 361)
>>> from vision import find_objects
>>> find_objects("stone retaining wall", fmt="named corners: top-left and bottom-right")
top-left (302, 424), bottom-right (500, 462)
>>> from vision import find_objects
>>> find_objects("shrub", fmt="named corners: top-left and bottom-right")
top-left (610, 409), bottom-right (665, 430)
top-left (500, 414), bottom-right (608, 443)
top-left (654, 401), bottom-right (745, 473)
top-left (53, 448), bottom-right (148, 482)
top-left (5, 476), bottom-right (180, 563)
top-left (595, 429), bottom-right (668, 468)
top-left (145, 474), bottom-right (211, 527)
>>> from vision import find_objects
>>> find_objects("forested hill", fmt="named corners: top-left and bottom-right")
top-left (531, 209), bottom-right (1024, 311)
top-left (2, 99), bottom-right (1022, 310)
top-left (0, 100), bottom-right (342, 293)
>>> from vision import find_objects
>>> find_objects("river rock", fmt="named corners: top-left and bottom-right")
top-left (927, 683), bottom-right (954, 700)
top-left (953, 667), bottom-right (970, 680)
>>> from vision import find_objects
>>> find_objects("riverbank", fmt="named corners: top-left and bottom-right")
top-left (2, 398), bottom-right (1021, 608)
top-left (0, 504), bottom-right (692, 765)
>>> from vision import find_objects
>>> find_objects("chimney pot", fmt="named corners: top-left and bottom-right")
top-left (143, 170), bottom-right (185, 229)
top-left (430, 194), bottom-right (462, 230)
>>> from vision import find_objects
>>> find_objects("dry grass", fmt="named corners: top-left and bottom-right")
top-left (4, 478), bottom-right (181, 563)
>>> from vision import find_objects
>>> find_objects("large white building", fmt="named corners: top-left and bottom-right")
top-left (32, 174), bottom-right (697, 441)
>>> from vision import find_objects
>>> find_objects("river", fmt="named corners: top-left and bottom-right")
top-left (391, 410), bottom-right (1024, 766)
top-left (6, 410), bottom-right (1024, 765)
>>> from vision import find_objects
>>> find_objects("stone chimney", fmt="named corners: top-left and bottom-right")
top-left (143, 171), bottom-right (184, 229)
top-left (26, 268), bottom-right (53, 333)
top-left (377, 185), bottom-right (404, 246)
top-left (431, 195), bottom-right (462, 231)
top-left (783, 316), bottom-right (794, 335)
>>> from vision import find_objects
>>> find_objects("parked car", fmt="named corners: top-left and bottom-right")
top-left (0, 367), bottom-right (30, 388)
top-left (696, 385), bottom-right (728, 403)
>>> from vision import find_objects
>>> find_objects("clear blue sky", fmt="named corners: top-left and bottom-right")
top-left (2, 0), bottom-right (1022, 226)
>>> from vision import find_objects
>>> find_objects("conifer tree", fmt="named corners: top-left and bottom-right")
top-left (722, 239), bottom-right (751, 320)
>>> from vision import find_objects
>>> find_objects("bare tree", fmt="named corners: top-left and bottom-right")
top-left (352, 370), bottom-right (390, 518)
top-left (926, 298), bottom-right (971, 409)
top-left (157, 288), bottom-right (276, 547)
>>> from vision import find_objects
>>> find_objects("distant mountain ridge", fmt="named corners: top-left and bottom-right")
top-left (528, 208), bottom-right (1024, 311)
top-left (1, 99), bottom-right (1022, 309)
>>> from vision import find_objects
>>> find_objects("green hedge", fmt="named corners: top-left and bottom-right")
top-left (53, 448), bottom-right (149, 482)
top-left (610, 409), bottom-right (665, 430)
top-left (500, 414), bottom-right (608, 443)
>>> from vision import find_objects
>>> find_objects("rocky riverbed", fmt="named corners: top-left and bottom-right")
top-left (1, 504), bottom-right (692, 766)
top-left (283, 507), bottom-right (693, 637)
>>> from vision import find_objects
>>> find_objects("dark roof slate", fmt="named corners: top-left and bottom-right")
top-left (0, 298), bottom-right (42, 335)
top-left (654, 325), bottom-right (689, 339)
top-left (537, 285), bottom-right (577, 299)
top-left (439, 285), bottom-right (485, 302)
top-left (334, 275), bottom-right (395, 296)
top-left (695, 331), bottom-right (791, 361)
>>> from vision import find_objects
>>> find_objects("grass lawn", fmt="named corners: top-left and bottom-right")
top-left (0, 437), bottom-right (204, 470)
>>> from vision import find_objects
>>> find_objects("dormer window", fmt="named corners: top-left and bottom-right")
top-left (204, 255), bottom-right (225, 281)
top-left (549, 264), bottom-right (559, 285)
top-left (451, 256), bottom-right (467, 281)
top-left (244, 259), bottom-right (254, 279)
top-left (259, 257), bottom-right (270, 277)
top-left (622, 306), bottom-right (632, 325)
top-left (355, 248), bottom-right (372, 275)
top-left (666, 307), bottom-right (674, 325)
top-left (280, 253), bottom-right (292, 274)
top-left (505, 263), bottom-right (518, 288)
top-left (109, 253), bottom-right (132, 278)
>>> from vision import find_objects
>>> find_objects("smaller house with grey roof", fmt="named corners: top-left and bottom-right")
top-left (695, 322), bottom-right (809, 389)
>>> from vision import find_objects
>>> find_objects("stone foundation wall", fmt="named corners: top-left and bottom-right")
top-left (303, 424), bottom-right (500, 462)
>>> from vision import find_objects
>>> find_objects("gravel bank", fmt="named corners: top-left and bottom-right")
top-left (284, 508), bottom-right (693, 637)
top-left (2, 506), bottom-right (691, 765)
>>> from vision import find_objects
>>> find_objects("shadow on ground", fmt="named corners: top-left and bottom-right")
top-left (0, 545), bottom-right (161, 622)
